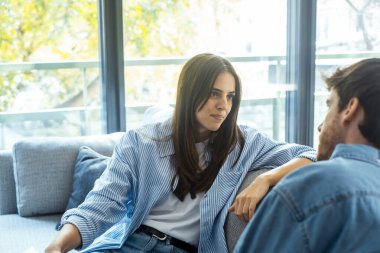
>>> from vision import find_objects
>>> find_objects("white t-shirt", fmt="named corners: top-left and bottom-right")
top-left (143, 141), bottom-right (208, 246)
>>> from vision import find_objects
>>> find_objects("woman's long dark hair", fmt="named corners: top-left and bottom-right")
top-left (172, 53), bottom-right (245, 200)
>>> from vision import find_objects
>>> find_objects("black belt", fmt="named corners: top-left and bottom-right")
top-left (138, 224), bottom-right (197, 253)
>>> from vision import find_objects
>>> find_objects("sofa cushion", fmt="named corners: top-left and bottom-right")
top-left (65, 146), bottom-right (110, 210)
top-left (0, 213), bottom-right (78, 253)
top-left (0, 150), bottom-right (17, 215)
top-left (12, 133), bottom-right (123, 217)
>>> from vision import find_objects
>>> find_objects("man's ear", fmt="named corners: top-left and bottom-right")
top-left (341, 97), bottom-right (361, 124)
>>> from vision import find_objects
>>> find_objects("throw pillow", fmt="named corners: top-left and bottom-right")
top-left (65, 146), bottom-right (110, 210)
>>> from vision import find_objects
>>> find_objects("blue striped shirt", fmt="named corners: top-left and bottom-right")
top-left (60, 119), bottom-right (316, 252)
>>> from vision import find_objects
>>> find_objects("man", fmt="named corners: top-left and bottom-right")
top-left (234, 58), bottom-right (380, 253)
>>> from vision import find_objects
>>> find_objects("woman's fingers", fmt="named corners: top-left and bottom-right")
top-left (229, 175), bottom-right (271, 221)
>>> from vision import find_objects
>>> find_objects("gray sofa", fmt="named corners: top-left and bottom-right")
top-left (0, 132), bottom-right (268, 253)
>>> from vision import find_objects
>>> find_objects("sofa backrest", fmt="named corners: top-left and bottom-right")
top-left (0, 132), bottom-right (124, 217)
top-left (0, 150), bottom-right (17, 215)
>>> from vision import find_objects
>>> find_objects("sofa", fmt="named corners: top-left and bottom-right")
top-left (0, 132), bottom-right (268, 253)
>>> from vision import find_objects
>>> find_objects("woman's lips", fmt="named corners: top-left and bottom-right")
top-left (211, 114), bottom-right (224, 121)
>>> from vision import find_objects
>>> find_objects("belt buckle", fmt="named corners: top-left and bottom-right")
top-left (152, 233), bottom-right (167, 241)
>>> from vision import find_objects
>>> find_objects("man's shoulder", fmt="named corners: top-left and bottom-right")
top-left (273, 157), bottom-right (380, 219)
top-left (278, 158), bottom-right (346, 188)
top-left (280, 154), bottom-right (379, 189)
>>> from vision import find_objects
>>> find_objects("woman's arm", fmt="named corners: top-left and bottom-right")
top-left (45, 224), bottom-right (82, 253)
top-left (47, 132), bottom-right (137, 250)
top-left (258, 157), bottom-right (313, 185)
top-left (229, 157), bottom-right (313, 222)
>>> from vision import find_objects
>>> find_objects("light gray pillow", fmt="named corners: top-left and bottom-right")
top-left (12, 133), bottom-right (123, 217)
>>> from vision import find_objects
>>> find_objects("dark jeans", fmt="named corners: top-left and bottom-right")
top-left (105, 231), bottom-right (191, 253)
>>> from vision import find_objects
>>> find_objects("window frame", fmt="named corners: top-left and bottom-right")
top-left (98, 0), bottom-right (317, 145)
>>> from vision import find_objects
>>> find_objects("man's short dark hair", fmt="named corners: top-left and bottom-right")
top-left (323, 58), bottom-right (380, 148)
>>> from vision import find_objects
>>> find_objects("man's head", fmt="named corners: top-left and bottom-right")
top-left (317, 58), bottom-right (380, 161)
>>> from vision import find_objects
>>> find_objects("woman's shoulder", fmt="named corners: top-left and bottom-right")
top-left (142, 105), bottom-right (173, 125)
top-left (126, 118), bottom-right (173, 141)
top-left (237, 124), bottom-right (280, 147)
top-left (238, 124), bottom-right (260, 137)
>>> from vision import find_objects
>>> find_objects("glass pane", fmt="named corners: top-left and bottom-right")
top-left (0, 0), bottom-right (101, 150)
top-left (122, 0), bottom-right (288, 141)
top-left (314, 0), bottom-right (380, 147)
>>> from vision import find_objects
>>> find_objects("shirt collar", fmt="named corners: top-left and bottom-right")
top-left (154, 119), bottom-right (212, 160)
top-left (153, 119), bottom-right (175, 158)
top-left (332, 144), bottom-right (380, 166)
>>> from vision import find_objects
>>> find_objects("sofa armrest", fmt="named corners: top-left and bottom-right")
top-left (0, 150), bottom-right (17, 215)
top-left (225, 168), bottom-right (270, 252)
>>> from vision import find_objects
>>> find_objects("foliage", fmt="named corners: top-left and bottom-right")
top-left (0, 0), bottom-right (191, 112)
top-left (123, 0), bottom-right (192, 57)
top-left (0, 0), bottom-right (99, 111)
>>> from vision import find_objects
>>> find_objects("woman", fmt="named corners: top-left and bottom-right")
top-left (45, 53), bottom-right (315, 253)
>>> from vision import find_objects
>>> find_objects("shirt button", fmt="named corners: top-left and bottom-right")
top-left (204, 221), bottom-right (208, 226)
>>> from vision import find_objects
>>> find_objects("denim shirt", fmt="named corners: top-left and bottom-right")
top-left (60, 119), bottom-right (316, 253)
top-left (235, 144), bottom-right (380, 253)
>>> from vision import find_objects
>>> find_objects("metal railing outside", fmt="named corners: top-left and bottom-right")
top-left (1, 52), bottom-right (379, 149)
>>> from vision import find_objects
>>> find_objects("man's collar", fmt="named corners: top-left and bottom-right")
top-left (332, 144), bottom-right (380, 166)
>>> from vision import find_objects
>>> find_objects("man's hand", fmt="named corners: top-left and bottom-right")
top-left (228, 174), bottom-right (271, 222)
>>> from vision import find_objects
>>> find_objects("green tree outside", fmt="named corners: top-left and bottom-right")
top-left (0, 0), bottom-right (190, 112)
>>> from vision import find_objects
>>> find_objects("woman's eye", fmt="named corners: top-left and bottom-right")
top-left (210, 91), bottom-right (218, 97)
top-left (227, 94), bottom-right (235, 100)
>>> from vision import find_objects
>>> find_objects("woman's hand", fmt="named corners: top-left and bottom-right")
top-left (44, 224), bottom-right (81, 253)
top-left (228, 157), bottom-right (313, 222)
top-left (45, 244), bottom-right (63, 253)
top-left (228, 174), bottom-right (271, 222)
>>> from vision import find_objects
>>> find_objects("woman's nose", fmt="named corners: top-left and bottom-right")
top-left (217, 97), bottom-right (228, 110)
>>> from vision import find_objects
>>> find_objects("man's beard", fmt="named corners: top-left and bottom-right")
top-left (317, 120), bottom-right (343, 161)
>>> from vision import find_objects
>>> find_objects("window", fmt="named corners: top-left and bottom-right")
top-left (313, 0), bottom-right (380, 147)
top-left (4, 1), bottom-right (374, 151)
top-left (0, 0), bottom-right (101, 149)
top-left (122, 0), bottom-right (289, 140)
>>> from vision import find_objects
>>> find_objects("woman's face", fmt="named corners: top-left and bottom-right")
top-left (195, 71), bottom-right (236, 141)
